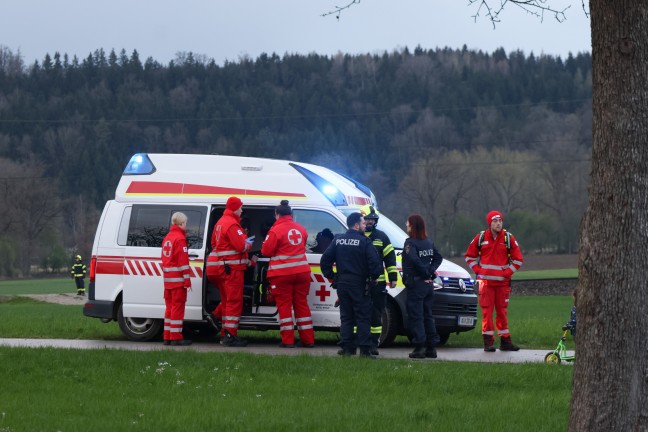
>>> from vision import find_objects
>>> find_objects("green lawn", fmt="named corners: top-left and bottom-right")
top-left (0, 347), bottom-right (572, 431)
top-left (0, 280), bottom-right (575, 431)
top-left (0, 277), bottom-right (74, 295)
top-left (514, 268), bottom-right (578, 280)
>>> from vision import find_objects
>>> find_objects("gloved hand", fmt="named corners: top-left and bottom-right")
top-left (245, 236), bottom-right (255, 245)
top-left (184, 279), bottom-right (192, 291)
top-left (562, 325), bottom-right (571, 331)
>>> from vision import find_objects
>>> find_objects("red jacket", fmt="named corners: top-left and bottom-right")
top-left (206, 209), bottom-right (251, 274)
top-left (464, 229), bottom-right (523, 286)
top-left (261, 215), bottom-right (310, 278)
top-left (161, 225), bottom-right (191, 290)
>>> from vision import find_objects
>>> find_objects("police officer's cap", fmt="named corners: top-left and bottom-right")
top-left (346, 212), bottom-right (363, 228)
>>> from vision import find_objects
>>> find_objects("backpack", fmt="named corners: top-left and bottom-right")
top-left (477, 229), bottom-right (511, 259)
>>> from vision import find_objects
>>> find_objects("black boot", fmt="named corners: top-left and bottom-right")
top-left (500, 336), bottom-right (520, 351)
top-left (483, 335), bottom-right (496, 352)
top-left (220, 331), bottom-right (248, 347)
top-left (409, 346), bottom-right (426, 359)
top-left (359, 349), bottom-right (378, 359)
top-left (425, 341), bottom-right (437, 358)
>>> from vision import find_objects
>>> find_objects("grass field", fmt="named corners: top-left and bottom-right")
top-left (0, 347), bottom-right (572, 431)
top-left (0, 277), bottom-right (575, 431)
top-left (0, 277), bottom-right (73, 295)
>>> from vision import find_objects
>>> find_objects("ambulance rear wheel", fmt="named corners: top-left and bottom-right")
top-left (379, 301), bottom-right (401, 347)
top-left (117, 304), bottom-right (163, 342)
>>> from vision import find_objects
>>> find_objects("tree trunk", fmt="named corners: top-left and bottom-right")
top-left (571, 2), bottom-right (648, 431)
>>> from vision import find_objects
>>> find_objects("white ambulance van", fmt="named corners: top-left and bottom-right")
top-left (84, 153), bottom-right (477, 346)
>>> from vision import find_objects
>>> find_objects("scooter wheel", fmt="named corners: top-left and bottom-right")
top-left (544, 352), bottom-right (561, 364)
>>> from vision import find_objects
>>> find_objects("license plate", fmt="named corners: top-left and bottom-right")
top-left (458, 316), bottom-right (475, 326)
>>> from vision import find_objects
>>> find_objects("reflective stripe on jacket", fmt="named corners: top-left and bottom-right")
top-left (364, 229), bottom-right (398, 283)
top-left (71, 263), bottom-right (86, 277)
top-left (464, 229), bottom-right (523, 286)
top-left (161, 224), bottom-right (191, 290)
top-left (261, 215), bottom-right (310, 278)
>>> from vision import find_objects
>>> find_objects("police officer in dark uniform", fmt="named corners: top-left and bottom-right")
top-left (320, 212), bottom-right (383, 358)
top-left (359, 205), bottom-right (398, 355)
top-left (402, 214), bottom-right (443, 359)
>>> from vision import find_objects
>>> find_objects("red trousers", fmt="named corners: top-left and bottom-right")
top-left (478, 280), bottom-right (512, 337)
top-left (208, 268), bottom-right (244, 336)
top-left (269, 272), bottom-right (314, 345)
top-left (164, 287), bottom-right (187, 341)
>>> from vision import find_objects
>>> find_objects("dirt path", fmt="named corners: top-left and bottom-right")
top-left (20, 293), bottom-right (86, 306)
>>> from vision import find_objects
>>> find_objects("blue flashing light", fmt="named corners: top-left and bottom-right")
top-left (289, 163), bottom-right (347, 206)
top-left (322, 185), bottom-right (339, 196)
top-left (123, 153), bottom-right (156, 175)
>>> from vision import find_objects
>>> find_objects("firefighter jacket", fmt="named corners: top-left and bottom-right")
top-left (464, 229), bottom-right (523, 286)
top-left (206, 209), bottom-right (251, 274)
top-left (161, 225), bottom-right (191, 290)
top-left (402, 238), bottom-right (443, 283)
top-left (364, 228), bottom-right (398, 283)
top-left (70, 262), bottom-right (86, 278)
top-left (320, 229), bottom-right (383, 282)
top-left (261, 215), bottom-right (310, 278)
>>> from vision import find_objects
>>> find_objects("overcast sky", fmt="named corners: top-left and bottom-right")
top-left (1, 1), bottom-right (591, 66)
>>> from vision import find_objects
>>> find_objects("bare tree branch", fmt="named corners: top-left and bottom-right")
top-left (468, 0), bottom-right (574, 28)
top-left (321, 0), bottom-right (361, 20)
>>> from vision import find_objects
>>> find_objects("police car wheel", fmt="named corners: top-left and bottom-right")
top-left (117, 303), bottom-right (163, 342)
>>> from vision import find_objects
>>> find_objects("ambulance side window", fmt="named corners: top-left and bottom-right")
top-left (291, 210), bottom-right (346, 254)
top-left (122, 205), bottom-right (206, 249)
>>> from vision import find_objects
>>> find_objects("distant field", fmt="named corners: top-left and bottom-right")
top-left (0, 278), bottom-right (73, 295)
top-left (513, 269), bottom-right (578, 280)
top-left (448, 254), bottom-right (578, 278)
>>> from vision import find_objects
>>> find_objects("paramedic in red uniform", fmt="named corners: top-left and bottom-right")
top-left (261, 200), bottom-right (315, 348)
top-left (206, 196), bottom-right (252, 347)
top-left (464, 210), bottom-right (524, 352)
top-left (161, 212), bottom-right (192, 346)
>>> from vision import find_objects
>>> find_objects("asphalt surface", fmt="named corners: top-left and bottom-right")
top-left (0, 338), bottom-right (572, 364)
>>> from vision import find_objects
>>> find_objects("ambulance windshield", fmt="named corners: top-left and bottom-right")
top-left (339, 208), bottom-right (407, 249)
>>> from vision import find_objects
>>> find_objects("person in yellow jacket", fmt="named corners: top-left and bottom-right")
top-left (70, 255), bottom-right (87, 296)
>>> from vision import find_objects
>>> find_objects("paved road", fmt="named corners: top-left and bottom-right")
top-left (0, 338), bottom-right (572, 364)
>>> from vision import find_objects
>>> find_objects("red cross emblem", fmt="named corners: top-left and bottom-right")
top-left (162, 240), bottom-right (172, 258)
top-left (315, 284), bottom-right (331, 302)
top-left (287, 229), bottom-right (302, 245)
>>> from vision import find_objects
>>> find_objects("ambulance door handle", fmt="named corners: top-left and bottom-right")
top-left (189, 253), bottom-right (200, 259)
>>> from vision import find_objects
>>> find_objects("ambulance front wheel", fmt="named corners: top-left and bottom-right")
top-left (117, 304), bottom-right (163, 342)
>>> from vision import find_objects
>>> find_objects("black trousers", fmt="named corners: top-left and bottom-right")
top-left (338, 280), bottom-right (372, 351)
top-left (406, 278), bottom-right (438, 346)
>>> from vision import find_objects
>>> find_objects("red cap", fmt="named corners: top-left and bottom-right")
top-left (226, 196), bottom-right (243, 211)
top-left (486, 210), bottom-right (503, 225)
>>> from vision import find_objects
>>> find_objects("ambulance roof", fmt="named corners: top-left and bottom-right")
top-left (115, 153), bottom-right (375, 209)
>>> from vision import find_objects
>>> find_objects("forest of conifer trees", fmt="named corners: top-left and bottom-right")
top-left (0, 44), bottom-right (591, 276)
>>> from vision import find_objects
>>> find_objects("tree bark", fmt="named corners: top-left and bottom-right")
top-left (572, 2), bottom-right (648, 431)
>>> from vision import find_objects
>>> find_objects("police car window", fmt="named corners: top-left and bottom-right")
top-left (124, 205), bottom-right (206, 249)
top-left (292, 209), bottom-right (346, 253)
